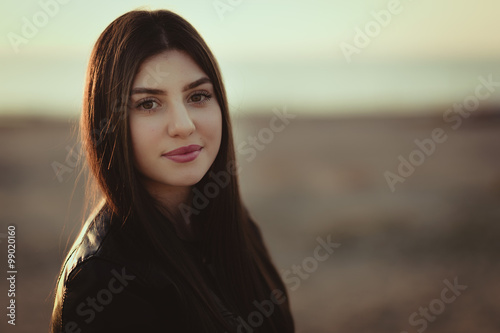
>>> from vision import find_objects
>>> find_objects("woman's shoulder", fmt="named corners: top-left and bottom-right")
top-left (59, 205), bottom-right (166, 284)
top-left (52, 255), bottom-right (188, 332)
top-left (61, 206), bottom-right (115, 275)
top-left (51, 207), bottom-right (187, 332)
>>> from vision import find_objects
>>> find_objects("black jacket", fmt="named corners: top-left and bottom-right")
top-left (50, 206), bottom-right (291, 332)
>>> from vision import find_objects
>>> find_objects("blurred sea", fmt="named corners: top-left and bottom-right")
top-left (2, 59), bottom-right (500, 117)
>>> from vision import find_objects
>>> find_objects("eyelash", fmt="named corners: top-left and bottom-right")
top-left (134, 91), bottom-right (212, 113)
top-left (188, 90), bottom-right (212, 105)
top-left (135, 98), bottom-right (159, 113)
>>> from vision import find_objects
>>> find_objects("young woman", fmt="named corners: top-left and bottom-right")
top-left (50, 9), bottom-right (294, 333)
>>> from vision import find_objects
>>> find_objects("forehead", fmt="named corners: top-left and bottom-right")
top-left (132, 50), bottom-right (207, 88)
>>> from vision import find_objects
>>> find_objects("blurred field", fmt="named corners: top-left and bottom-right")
top-left (0, 111), bottom-right (499, 333)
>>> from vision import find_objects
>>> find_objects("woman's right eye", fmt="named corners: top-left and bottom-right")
top-left (135, 99), bottom-right (159, 112)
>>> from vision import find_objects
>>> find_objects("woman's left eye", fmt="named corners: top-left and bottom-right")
top-left (188, 91), bottom-right (212, 105)
top-left (140, 100), bottom-right (158, 109)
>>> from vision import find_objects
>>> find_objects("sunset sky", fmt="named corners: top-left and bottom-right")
top-left (1, 0), bottom-right (500, 117)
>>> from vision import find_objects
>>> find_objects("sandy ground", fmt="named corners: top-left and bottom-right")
top-left (0, 111), bottom-right (499, 332)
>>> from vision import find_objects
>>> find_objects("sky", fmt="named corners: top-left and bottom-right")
top-left (1, 0), bottom-right (500, 117)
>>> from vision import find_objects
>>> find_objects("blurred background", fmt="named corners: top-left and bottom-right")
top-left (1, 0), bottom-right (500, 332)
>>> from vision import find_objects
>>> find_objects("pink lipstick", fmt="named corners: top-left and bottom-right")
top-left (162, 144), bottom-right (202, 163)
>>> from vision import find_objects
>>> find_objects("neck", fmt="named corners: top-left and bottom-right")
top-left (141, 179), bottom-right (196, 241)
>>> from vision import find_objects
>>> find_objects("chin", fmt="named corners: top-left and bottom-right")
top-left (168, 172), bottom-right (206, 187)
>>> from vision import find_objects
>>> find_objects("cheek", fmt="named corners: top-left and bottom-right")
top-left (129, 118), bottom-right (159, 161)
top-left (204, 108), bottom-right (222, 146)
top-left (129, 120), bottom-right (142, 152)
top-left (130, 117), bottom-right (159, 141)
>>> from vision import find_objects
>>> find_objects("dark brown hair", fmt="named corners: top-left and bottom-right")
top-left (72, 9), bottom-right (293, 332)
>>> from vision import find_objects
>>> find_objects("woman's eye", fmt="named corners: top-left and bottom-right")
top-left (189, 91), bottom-right (211, 104)
top-left (136, 99), bottom-right (159, 111)
top-left (191, 95), bottom-right (203, 102)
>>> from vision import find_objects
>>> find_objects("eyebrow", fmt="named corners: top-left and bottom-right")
top-left (130, 77), bottom-right (212, 95)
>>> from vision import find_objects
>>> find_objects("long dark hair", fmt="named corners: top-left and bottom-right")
top-left (70, 9), bottom-right (293, 332)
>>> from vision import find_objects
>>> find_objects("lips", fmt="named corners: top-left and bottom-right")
top-left (162, 144), bottom-right (202, 163)
top-left (164, 144), bottom-right (202, 156)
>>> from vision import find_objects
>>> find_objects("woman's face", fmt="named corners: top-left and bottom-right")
top-left (128, 49), bottom-right (222, 195)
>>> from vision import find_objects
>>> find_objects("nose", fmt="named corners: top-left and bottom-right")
top-left (167, 102), bottom-right (195, 138)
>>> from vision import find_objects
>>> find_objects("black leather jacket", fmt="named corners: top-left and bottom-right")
top-left (50, 206), bottom-right (268, 332)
